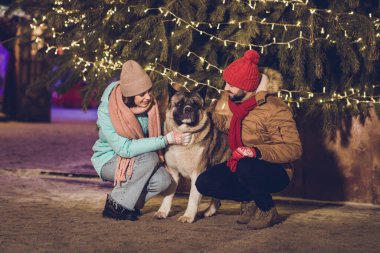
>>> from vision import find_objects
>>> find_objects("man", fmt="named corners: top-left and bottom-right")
top-left (195, 50), bottom-right (302, 229)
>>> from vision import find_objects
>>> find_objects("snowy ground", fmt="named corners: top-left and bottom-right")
top-left (1, 120), bottom-right (380, 253)
top-left (50, 107), bottom-right (98, 123)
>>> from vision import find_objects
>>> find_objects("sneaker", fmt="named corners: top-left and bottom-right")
top-left (237, 201), bottom-right (257, 224)
top-left (102, 194), bottom-right (139, 221)
top-left (247, 205), bottom-right (278, 229)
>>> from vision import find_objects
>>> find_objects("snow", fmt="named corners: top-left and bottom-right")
top-left (0, 121), bottom-right (98, 175)
top-left (51, 107), bottom-right (98, 123)
top-left (1, 121), bottom-right (380, 253)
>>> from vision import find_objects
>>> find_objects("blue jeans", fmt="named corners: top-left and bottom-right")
top-left (100, 152), bottom-right (172, 211)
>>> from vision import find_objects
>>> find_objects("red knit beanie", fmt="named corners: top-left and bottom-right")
top-left (223, 50), bottom-right (260, 91)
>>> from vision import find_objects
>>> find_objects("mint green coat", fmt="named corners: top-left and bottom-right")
top-left (91, 82), bottom-right (167, 176)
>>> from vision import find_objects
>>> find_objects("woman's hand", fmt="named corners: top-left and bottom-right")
top-left (165, 130), bottom-right (192, 145)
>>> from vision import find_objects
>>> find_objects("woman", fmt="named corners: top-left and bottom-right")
top-left (91, 60), bottom-right (191, 221)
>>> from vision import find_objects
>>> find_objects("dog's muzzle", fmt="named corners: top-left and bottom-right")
top-left (184, 106), bottom-right (194, 113)
top-left (182, 106), bottom-right (194, 124)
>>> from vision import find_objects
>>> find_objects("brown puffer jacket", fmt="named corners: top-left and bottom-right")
top-left (212, 68), bottom-right (302, 180)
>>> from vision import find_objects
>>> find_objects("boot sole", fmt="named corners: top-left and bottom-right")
top-left (236, 219), bottom-right (251, 224)
top-left (103, 209), bottom-right (139, 221)
top-left (247, 223), bottom-right (275, 230)
top-left (247, 216), bottom-right (278, 229)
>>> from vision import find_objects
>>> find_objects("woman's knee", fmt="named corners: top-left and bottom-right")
top-left (100, 155), bottom-right (117, 182)
top-left (134, 152), bottom-right (159, 171)
top-left (157, 169), bottom-right (172, 192)
top-left (148, 168), bottom-right (172, 193)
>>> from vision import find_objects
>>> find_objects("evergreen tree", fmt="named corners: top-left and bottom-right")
top-left (7, 0), bottom-right (380, 131)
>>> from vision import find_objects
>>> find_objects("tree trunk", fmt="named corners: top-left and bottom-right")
top-left (13, 21), bottom-right (50, 122)
top-left (283, 107), bottom-right (380, 204)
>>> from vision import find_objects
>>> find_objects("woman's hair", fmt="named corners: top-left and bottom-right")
top-left (122, 88), bottom-right (152, 107)
top-left (122, 96), bottom-right (136, 107)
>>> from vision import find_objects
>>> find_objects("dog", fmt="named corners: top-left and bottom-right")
top-left (154, 84), bottom-right (230, 223)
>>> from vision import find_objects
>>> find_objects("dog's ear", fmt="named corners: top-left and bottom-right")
top-left (198, 85), bottom-right (208, 102)
top-left (168, 83), bottom-right (178, 100)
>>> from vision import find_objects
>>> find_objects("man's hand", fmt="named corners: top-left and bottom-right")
top-left (232, 146), bottom-right (257, 160)
top-left (227, 147), bottom-right (257, 173)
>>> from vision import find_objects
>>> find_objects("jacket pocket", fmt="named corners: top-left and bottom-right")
top-left (258, 129), bottom-right (272, 143)
top-left (269, 127), bottom-right (285, 144)
top-left (276, 127), bottom-right (285, 143)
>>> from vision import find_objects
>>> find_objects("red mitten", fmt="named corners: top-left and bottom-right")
top-left (227, 147), bottom-right (257, 173)
top-left (232, 147), bottom-right (257, 159)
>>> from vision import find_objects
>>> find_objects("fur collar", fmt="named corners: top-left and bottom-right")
top-left (261, 67), bottom-right (283, 94)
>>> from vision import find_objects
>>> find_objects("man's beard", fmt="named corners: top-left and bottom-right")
top-left (230, 90), bottom-right (246, 102)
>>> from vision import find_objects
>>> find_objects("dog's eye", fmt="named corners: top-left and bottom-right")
top-left (176, 102), bottom-right (184, 107)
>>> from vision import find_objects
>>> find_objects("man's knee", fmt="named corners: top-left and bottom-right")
top-left (195, 172), bottom-right (212, 195)
top-left (196, 163), bottom-right (229, 196)
top-left (236, 158), bottom-right (261, 181)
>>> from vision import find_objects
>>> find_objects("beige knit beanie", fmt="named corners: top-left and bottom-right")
top-left (119, 60), bottom-right (152, 97)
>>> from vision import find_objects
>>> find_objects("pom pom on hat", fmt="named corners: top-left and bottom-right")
top-left (243, 50), bottom-right (260, 64)
top-left (222, 50), bottom-right (261, 91)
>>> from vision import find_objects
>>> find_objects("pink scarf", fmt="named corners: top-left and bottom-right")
top-left (108, 83), bottom-right (164, 186)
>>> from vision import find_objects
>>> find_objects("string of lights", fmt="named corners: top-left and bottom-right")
top-left (371, 17), bottom-right (380, 38)
top-left (147, 62), bottom-right (222, 93)
top-left (147, 63), bottom-right (380, 107)
top-left (235, 0), bottom-right (380, 43)
top-left (48, 1), bottom-right (380, 49)
top-left (145, 7), bottom-right (312, 51)
top-left (46, 2), bottom-right (379, 52)
top-left (30, 20), bottom-right (378, 101)
top-left (185, 50), bottom-right (223, 73)
top-left (49, 0), bottom-right (379, 36)
top-left (27, 1), bottom-right (380, 107)
top-left (30, 23), bottom-right (380, 107)
top-left (145, 7), bottom-right (375, 51)
top-left (34, 30), bottom-right (380, 107)
top-left (280, 86), bottom-right (380, 107)
top-left (232, 0), bottom-right (308, 10)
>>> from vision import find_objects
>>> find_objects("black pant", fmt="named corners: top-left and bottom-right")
top-left (195, 158), bottom-right (290, 211)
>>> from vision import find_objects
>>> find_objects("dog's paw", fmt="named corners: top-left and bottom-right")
top-left (203, 200), bottom-right (221, 217)
top-left (177, 215), bottom-right (195, 223)
top-left (203, 207), bottom-right (217, 217)
top-left (154, 211), bottom-right (168, 219)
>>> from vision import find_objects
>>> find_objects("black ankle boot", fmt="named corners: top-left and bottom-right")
top-left (102, 194), bottom-right (139, 221)
top-left (134, 209), bottom-right (142, 216)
